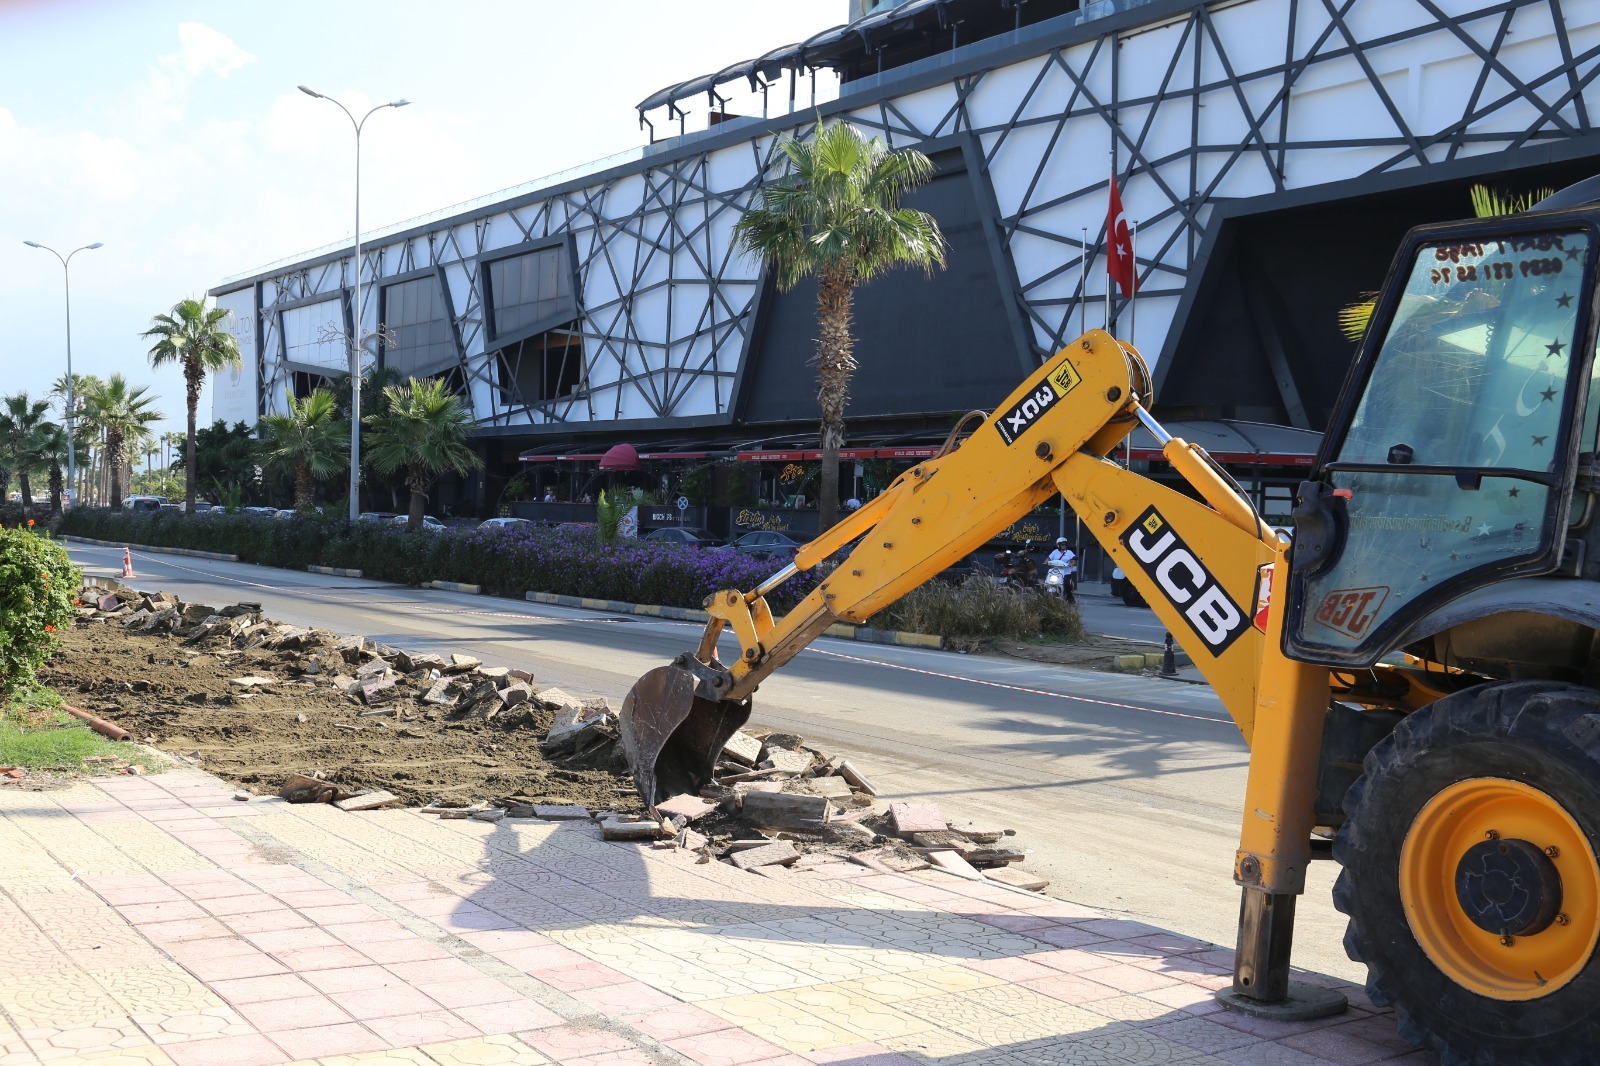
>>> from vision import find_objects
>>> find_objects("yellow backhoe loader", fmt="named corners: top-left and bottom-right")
top-left (620, 186), bottom-right (1600, 1063)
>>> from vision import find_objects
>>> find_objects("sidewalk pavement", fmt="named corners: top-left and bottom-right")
top-left (0, 768), bottom-right (1425, 1066)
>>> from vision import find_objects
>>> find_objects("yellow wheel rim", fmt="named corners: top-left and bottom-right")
top-left (1399, 777), bottom-right (1599, 1000)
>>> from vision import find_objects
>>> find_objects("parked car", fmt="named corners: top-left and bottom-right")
top-left (480, 516), bottom-right (535, 531)
top-left (643, 526), bottom-right (726, 548)
top-left (124, 495), bottom-right (167, 512)
top-left (272, 509), bottom-right (296, 520)
top-left (391, 514), bottom-right (446, 530)
top-left (358, 511), bottom-right (400, 523)
top-left (724, 530), bottom-right (811, 561)
top-left (242, 506), bottom-right (277, 517)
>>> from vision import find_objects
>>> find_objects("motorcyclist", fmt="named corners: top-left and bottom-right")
top-left (1047, 537), bottom-right (1077, 603)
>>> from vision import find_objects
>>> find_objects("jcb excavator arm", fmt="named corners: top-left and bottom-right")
top-left (618, 330), bottom-right (1336, 1011)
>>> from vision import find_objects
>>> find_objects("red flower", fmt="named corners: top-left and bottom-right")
top-left (44, 625), bottom-right (55, 633)
top-left (26, 519), bottom-right (34, 528)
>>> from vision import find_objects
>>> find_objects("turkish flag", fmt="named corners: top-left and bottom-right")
top-left (1107, 174), bottom-right (1136, 298)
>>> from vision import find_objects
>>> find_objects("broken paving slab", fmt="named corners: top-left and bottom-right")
top-left (762, 748), bottom-right (813, 775)
top-left (333, 790), bottom-right (399, 812)
top-left (984, 865), bottom-right (1049, 891)
top-left (729, 841), bottom-right (800, 869)
top-left (721, 730), bottom-right (763, 766)
top-left (446, 654), bottom-right (482, 673)
top-left (927, 849), bottom-right (985, 880)
top-left (741, 790), bottom-right (830, 829)
top-left (655, 793), bottom-right (718, 821)
top-left (601, 817), bottom-right (667, 841)
top-left (228, 676), bottom-right (277, 688)
top-left (889, 801), bottom-right (948, 836)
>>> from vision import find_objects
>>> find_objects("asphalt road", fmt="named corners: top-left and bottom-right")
top-left (64, 542), bottom-right (1361, 984)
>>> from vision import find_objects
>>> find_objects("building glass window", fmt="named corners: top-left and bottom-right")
top-left (495, 328), bottom-right (584, 408)
top-left (381, 276), bottom-right (457, 377)
top-left (487, 246), bottom-right (575, 339)
top-left (281, 299), bottom-right (347, 372)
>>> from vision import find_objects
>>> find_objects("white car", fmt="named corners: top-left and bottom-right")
top-left (480, 516), bottom-right (534, 530)
top-left (391, 514), bottom-right (446, 529)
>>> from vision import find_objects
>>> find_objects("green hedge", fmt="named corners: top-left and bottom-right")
top-left (58, 510), bottom-right (816, 612)
top-left (0, 529), bottom-right (81, 697)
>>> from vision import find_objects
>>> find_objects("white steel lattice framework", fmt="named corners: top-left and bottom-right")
top-left (213, 0), bottom-right (1600, 435)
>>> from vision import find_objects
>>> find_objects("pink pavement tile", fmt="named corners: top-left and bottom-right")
top-left (268, 943), bottom-right (370, 971)
top-left (302, 966), bottom-right (407, 995)
top-left (137, 917), bottom-right (233, 943)
top-left (95, 884), bottom-right (187, 906)
top-left (456, 998), bottom-right (562, 1035)
top-left (235, 994), bottom-right (353, 1032)
top-left (564, 1051), bottom-right (660, 1066)
top-left (1074, 962), bottom-right (1184, 994)
top-left (223, 909), bottom-right (311, 934)
top-left (357, 938), bottom-right (453, 964)
top-left (272, 888), bottom-right (357, 908)
top-left (196, 893), bottom-right (281, 917)
top-left (364, 1009), bottom-right (484, 1047)
top-left (800, 1044), bottom-right (919, 1065)
top-left (298, 903), bottom-right (385, 926)
top-left (329, 983), bottom-right (442, 1021)
top-left (1141, 980), bottom-right (1226, 1015)
top-left (163, 937), bottom-right (262, 963)
top-left (971, 913), bottom-right (1060, 933)
top-left (1071, 918), bottom-right (1163, 939)
top-left (666, 1028), bottom-right (791, 1066)
top-left (965, 956), bottom-right (1061, 982)
top-left (209, 972), bottom-right (318, 1005)
top-left (384, 958), bottom-right (483, 984)
top-left (1030, 925), bottom-right (1115, 950)
top-left (174, 880), bottom-right (258, 901)
top-left (1021, 972), bottom-right (1125, 1005)
top-left (243, 928), bottom-right (343, 954)
top-left (524, 1024), bottom-right (640, 1060)
top-left (494, 944), bottom-right (591, 972)
top-left (629, 1005), bottom-right (733, 1041)
top-left (268, 1021), bottom-right (388, 1060)
top-left (529, 963), bottom-right (631, 992)
top-left (413, 977), bottom-right (526, 1009)
top-left (181, 952), bottom-right (290, 982)
top-left (327, 919), bottom-right (417, 944)
top-left (569, 980), bottom-right (679, 1013)
top-left (1278, 1019), bottom-right (1411, 1064)
top-left (162, 1033), bottom-right (287, 1066)
top-left (457, 928), bottom-right (553, 951)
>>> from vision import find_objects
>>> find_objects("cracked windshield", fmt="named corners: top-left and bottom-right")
top-left (1303, 229), bottom-right (1589, 652)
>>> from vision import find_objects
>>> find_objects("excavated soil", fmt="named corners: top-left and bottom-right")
top-left (39, 621), bottom-right (642, 812)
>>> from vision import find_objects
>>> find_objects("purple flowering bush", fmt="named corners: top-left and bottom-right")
top-left (59, 510), bottom-right (817, 612)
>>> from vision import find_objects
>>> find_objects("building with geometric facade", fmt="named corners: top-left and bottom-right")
top-left (211, 0), bottom-right (1600, 523)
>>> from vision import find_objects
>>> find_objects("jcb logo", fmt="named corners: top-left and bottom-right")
top-left (995, 356), bottom-right (1081, 445)
top-left (1120, 506), bottom-right (1248, 654)
top-left (1312, 586), bottom-right (1390, 639)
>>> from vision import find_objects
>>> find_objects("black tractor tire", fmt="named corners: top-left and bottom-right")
top-left (1333, 680), bottom-right (1600, 1065)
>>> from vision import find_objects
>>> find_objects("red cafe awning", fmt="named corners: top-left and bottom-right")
top-left (599, 443), bottom-right (641, 470)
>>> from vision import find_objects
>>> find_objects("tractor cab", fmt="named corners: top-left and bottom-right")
top-left (1286, 207), bottom-right (1600, 671)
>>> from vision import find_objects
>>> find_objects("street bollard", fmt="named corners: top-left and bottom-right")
top-left (1159, 631), bottom-right (1178, 677)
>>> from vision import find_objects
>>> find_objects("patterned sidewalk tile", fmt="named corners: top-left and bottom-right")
top-left (0, 767), bottom-right (1415, 1066)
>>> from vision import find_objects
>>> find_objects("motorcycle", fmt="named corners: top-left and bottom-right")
top-left (992, 541), bottom-right (1039, 590)
top-left (1043, 561), bottom-right (1076, 601)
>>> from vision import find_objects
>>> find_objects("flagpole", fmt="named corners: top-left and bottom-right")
top-left (1080, 227), bottom-right (1088, 338)
top-left (1130, 219), bottom-right (1138, 347)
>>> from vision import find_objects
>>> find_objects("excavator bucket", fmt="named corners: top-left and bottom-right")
top-left (619, 660), bottom-right (752, 806)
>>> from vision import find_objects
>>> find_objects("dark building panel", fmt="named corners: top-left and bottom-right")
top-left (739, 153), bottom-right (1024, 427)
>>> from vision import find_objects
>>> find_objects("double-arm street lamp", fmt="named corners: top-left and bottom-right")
top-left (23, 239), bottom-right (103, 509)
top-left (298, 85), bottom-right (410, 521)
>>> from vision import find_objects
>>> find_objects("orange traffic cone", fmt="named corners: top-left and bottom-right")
top-left (122, 548), bottom-right (135, 579)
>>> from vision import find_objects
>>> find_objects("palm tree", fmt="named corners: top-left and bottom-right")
top-left (259, 389), bottom-right (349, 510)
top-left (56, 373), bottom-right (101, 505)
top-left (142, 298), bottom-right (242, 513)
top-left (81, 375), bottom-right (162, 511)
top-left (0, 393), bottom-right (51, 516)
top-left (734, 120), bottom-right (945, 531)
top-left (33, 422), bottom-right (69, 515)
top-left (363, 377), bottom-right (481, 528)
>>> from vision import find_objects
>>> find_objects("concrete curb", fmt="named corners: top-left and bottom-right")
top-left (308, 565), bottom-right (364, 578)
top-left (60, 535), bottom-right (239, 563)
top-left (428, 580), bottom-right (482, 594)
top-left (524, 590), bottom-right (944, 649)
top-left (1115, 650), bottom-right (1194, 673)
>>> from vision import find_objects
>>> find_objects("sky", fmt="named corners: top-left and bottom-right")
top-left (0, 0), bottom-right (846, 447)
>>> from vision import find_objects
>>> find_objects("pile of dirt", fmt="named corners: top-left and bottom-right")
top-left (47, 587), bottom-right (640, 811)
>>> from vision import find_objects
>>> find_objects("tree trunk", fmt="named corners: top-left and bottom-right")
top-left (0, 467), bottom-right (9, 507)
top-left (185, 360), bottom-right (203, 513)
top-left (17, 470), bottom-right (31, 517)
top-left (48, 461), bottom-right (62, 516)
top-left (107, 432), bottom-right (126, 511)
top-left (813, 267), bottom-right (857, 534)
top-left (295, 462), bottom-right (314, 511)
top-left (407, 464), bottom-right (427, 528)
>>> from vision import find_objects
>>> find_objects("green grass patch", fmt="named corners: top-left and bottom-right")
top-left (0, 680), bottom-right (161, 775)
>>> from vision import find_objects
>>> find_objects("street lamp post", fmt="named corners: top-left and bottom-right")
top-left (23, 240), bottom-right (103, 510)
top-left (298, 86), bottom-right (410, 522)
